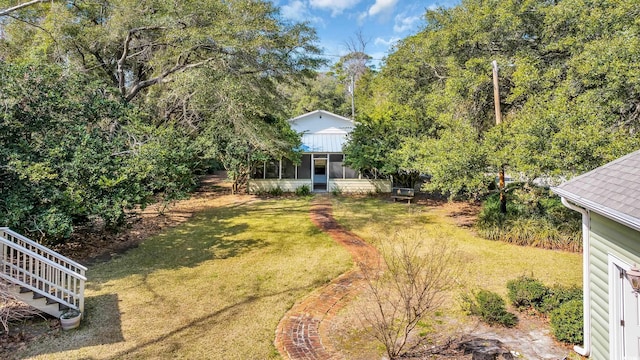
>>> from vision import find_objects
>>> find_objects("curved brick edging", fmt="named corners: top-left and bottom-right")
top-left (274, 198), bottom-right (380, 360)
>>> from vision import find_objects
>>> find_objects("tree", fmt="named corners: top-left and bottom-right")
top-left (352, 0), bottom-right (640, 199)
top-left (360, 236), bottom-right (458, 359)
top-left (280, 72), bottom-right (350, 118)
top-left (0, 1), bottom-right (324, 241)
top-left (0, 63), bottom-right (135, 241)
top-left (1, 0), bottom-right (323, 104)
top-left (331, 30), bottom-right (373, 119)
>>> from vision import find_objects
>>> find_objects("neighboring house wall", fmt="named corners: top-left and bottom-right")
top-left (589, 212), bottom-right (640, 359)
top-left (248, 179), bottom-right (311, 193)
top-left (247, 179), bottom-right (392, 194)
top-left (331, 179), bottom-right (392, 193)
top-left (248, 110), bottom-right (392, 194)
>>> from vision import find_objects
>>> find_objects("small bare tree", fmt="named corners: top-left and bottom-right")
top-left (359, 235), bottom-right (459, 359)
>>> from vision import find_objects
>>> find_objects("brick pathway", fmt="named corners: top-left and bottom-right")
top-left (274, 198), bottom-right (380, 360)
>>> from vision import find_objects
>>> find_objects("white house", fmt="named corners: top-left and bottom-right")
top-left (248, 110), bottom-right (392, 193)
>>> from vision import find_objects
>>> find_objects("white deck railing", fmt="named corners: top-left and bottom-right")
top-left (0, 228), bottom-right (86, 313)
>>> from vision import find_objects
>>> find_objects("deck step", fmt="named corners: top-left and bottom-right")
top-left (7, 284), bottom-right (67, 318)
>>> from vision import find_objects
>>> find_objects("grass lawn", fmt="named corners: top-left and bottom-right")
top-left (14, 197), bottom-right (352, 360)
top-left (332, 197), bottom-right (582, 293)
top-left (12, 195), bottom-right (582, 360)
top-left (328, 196), bottom-right (583, 358)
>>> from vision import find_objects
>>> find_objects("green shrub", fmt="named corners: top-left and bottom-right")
top-left (462, 289), bottom-right (518, 327)
top-left (476, 188), bottom-right (581, 251)
top-left (295, 184), bottom-right (311, 196)
top-left (539, 285), bottom-right (582, 314)
top-left (268, 186), bottom-right (283, 196)
top-left (550, 299), bottom-right (584, 344)
top-left (506, 275), bottom-right (549, 310)
top-left (330, 186), bottom-right (343, 196)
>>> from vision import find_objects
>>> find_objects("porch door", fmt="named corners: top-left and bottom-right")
top-left (623, 268), bottom-right (640, 360)
top-left (313, 155), bottom-right (327, 191)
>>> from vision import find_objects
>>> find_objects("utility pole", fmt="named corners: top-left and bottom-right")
top-left (350, 74), bottom-right (355, 119)
top-left (492, 60), bottom-right (507, 214)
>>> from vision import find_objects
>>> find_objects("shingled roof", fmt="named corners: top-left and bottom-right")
top-left (552, 149), bottom-right (640, 232)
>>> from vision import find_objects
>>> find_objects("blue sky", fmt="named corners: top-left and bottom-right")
top-left (274, 0), bottom-right (460, 69)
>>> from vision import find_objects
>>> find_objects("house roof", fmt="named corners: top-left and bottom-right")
top-left (288, 110), bottom-right (353, 153)
top-left (552, 149), bottom-right (640, 232)
top-left (288, 110), bottom-right (354, 124)
top-left (299, 134), bottom-right (347, 153)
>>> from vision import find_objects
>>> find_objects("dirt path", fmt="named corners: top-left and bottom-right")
top-left (274, 197), bottom-right (379, 360)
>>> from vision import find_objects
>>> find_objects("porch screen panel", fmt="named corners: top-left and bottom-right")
top-left (252, 163), bottom-right (265, 179)
top-left (282, 158), bottom-right (295, 179)
top-left (329, 154), bottom-right (344, 179)
top-left (344, 166), bottom-right (358, 179)
top-left (298, 154), bottom-right (311, 179)
top-left (265, 159), bottom-right (279, 179)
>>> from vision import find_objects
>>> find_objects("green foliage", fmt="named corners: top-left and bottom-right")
top-left (477, 187), bottom-right (582, 251)
top-left (282, 73), bottom-right (351, 118)
top-left (352, 0), bottom-right (640, 199)
top-left (268, 186), bottom-right (284, 197)
top-left (539, 285), bottom-right (583, 315)
top-left (295, 185), bottom-right (311, 196)
top-left (0, 0), bottom-right (325, 242)
top-left (0, 63), bottom-right (200, 243)
top-left (1, 0), bottom-right (324, 103)
top-left (330, 186), bottom-right (343, 196)
top-left (462, 289), bottom-right (518, 327)
top-left (505, 275), bottom-right (583, 344)
top-left (550, 299), bottom-right (584, 345)
top-left (506, 275), bottom-right (549, 310)
top-left (0, 63), bottom-right (127, 241)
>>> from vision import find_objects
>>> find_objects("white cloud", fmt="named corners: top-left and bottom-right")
top-left (368, 0), bottom-right (398, 17)
top-left (393, 13), bottom-right (420, 33)
top-left (374, 36), bottom-right (400, 47)
top-left (357, 11), bottom-right (368, 25)
top-left (281, 0), bottom-right (324, 25)
top-left (309, 0), bottom-right (361, 16)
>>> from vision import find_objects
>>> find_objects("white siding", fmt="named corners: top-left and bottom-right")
top-left (248, 179), bottom-right (392, 194)
top-left (289, 110), bottom-right (354, 134)
top-left (330, 179), bottom-right (392, 193)
top-left (248, 179), bottom-right (311, 193)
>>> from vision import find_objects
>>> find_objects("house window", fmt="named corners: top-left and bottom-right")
top-left (344, 166), bottom-right (358, 179)
top-left (265, 159), bottom-right (279, 179)
top-left (282, 158), bottom-right (296, 179)
top-left (329, 154), bottom-right (344, 179)
top-left (298, 154), bottom-right (311, 179)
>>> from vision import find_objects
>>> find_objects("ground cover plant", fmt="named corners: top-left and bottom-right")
top-left (9, 197), bottom-right (352, 359)
top-left (461, 289), bottom-right (518, 327)
top-left (329, 197), bottom-right (582, 359)
top-left (476, 187), bottom-right (582, 251)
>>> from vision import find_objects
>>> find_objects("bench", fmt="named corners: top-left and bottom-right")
top-left (391, 187), bottom-right (415, 203)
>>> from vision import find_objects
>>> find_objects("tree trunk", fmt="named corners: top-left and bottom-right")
top-left (499, 165), bottom-right (507, 214)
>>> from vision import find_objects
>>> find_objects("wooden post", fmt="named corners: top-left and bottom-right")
top-left (492, 61), bottom-right (502, 125)
top-left (493, 60), bottom-right (507, 214)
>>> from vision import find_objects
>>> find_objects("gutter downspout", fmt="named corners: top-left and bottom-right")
top-left (562, 197), bottom-right (591, 357)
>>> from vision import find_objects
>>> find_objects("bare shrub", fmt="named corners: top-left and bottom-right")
top-left (0, 281), bottom-right (43, 334)
top-left (359, 234), bottom-right (459, 360)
